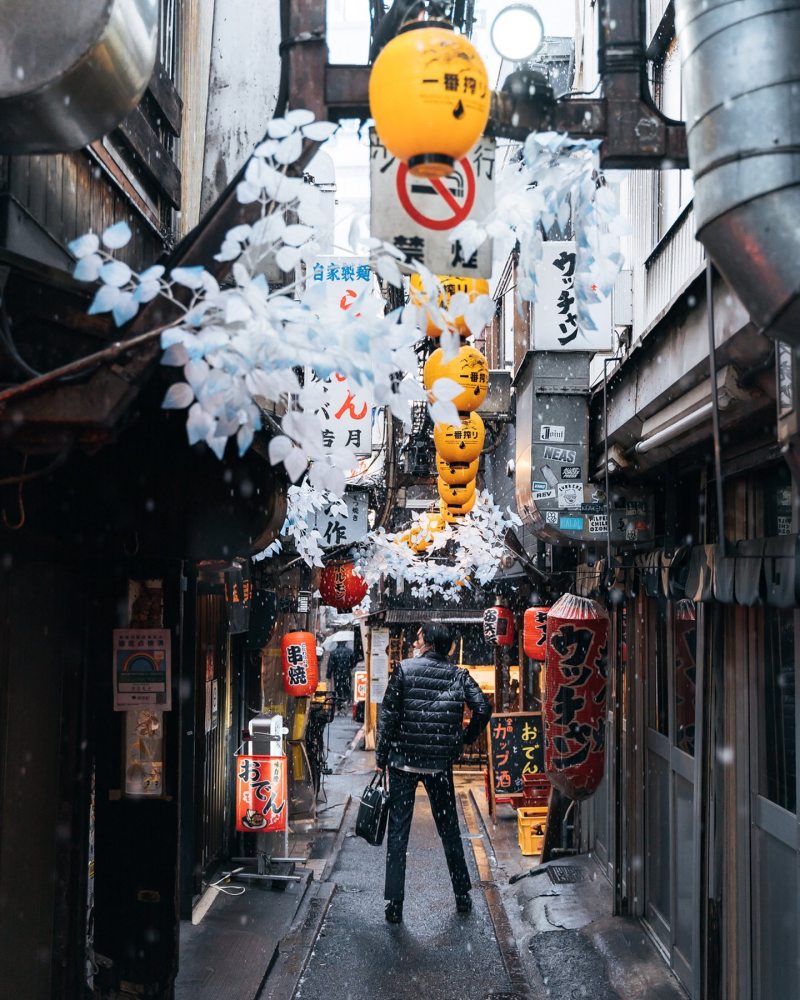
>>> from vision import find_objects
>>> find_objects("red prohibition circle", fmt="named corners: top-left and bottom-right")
top-left (396, 157), bottom-right (477, 231)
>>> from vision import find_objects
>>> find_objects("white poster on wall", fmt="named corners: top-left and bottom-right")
top-left (533, 241), bottom-right (613, 352)
top-left (370, 627), bottom-right (391, 704)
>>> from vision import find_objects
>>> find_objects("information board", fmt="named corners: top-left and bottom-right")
top-left (487, 711), bottom-right (544, 800)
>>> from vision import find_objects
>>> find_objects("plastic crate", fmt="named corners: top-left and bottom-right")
top-left (517, 806), bottom-right (548, 856)
top-left (522, 774), bottom-right (551, 809)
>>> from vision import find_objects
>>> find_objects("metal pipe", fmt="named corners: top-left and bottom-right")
top-left (634, 400), bottom-right (714, 455)
top-left (676, 0), bottom-right (800, 345)
top-left (706, 261), bottom-right (727, 556)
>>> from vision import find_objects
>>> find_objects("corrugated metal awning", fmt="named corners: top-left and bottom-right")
top-left (384, 609), bottom-right (485, 624)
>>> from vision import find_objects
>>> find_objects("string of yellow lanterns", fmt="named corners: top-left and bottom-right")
top-left (370, 10), bottom-right (492, 552)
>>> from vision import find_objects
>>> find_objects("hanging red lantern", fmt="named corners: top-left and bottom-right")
top-left (483, 603), bottom-right (515, 647)
top-left (235, 754), bottom-right (287, 832)
top-left (281, 631), bottom-right (319, 697)
top-left (544, 594), bottom-right (609, 800)
top-left (523, 606), bottom-right (550, 661)
top-left (319, 561), bottom-right (368, 611)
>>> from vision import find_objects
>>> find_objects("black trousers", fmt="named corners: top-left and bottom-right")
top-left (384, 766), bottom-right (471, 902)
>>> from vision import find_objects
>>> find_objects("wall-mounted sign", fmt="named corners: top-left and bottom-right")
top-left (533, 241), bottom-right (612, 352)
top-left (311, 488), bottom-right (369, 547)
top-left (369, 130), bottom-right (494, 278)
top-left (113, 628), bottom-right (171, 711)
top-left (235, 754), bottom-right (287, 833)
top-left (370, 627), bottom-right (391, 704)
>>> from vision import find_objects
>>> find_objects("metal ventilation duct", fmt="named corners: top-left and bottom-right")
top-left (0, 0), bottom-right (158, 154)
top-left (676, 0), bottom-right (800, 343)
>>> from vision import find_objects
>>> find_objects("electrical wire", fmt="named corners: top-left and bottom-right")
top-left (208, 868), bottom-right (247, 896)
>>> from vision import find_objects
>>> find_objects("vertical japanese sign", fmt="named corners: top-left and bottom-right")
top-left (370, 627), bottom-right (390, 704)
top-left (533, 241), bottom-right (613, 352)
top-left (304, 255), bottom-right (374, 457)
top-left (487, 712), bottom-right (545, 800)
top-left (113, 628), bottom-right (171, 711)
top-left (235, 754), bottom-right (287, 832)
top-left (311, 488), bottom-right (369, 547)
top-left (354, 670), bottom-right (368, 702)
top-left (369, 130), bottom-right (495, 278)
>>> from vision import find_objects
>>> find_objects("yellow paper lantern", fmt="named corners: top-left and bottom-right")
top-left (440, 492), bottom-right (477, 520)
top-left (410, 274), bottom-right (491, 338)
top-left (438, 477), bottom-right (476, 506)
top-left (424, 345), bottom-right (489, 411)
top-left (433, 411), bottom-right (485, 463)
top-left (436, 455), bottom-right (479, 486)
top-left (369, 20), bottom-right (490, 178)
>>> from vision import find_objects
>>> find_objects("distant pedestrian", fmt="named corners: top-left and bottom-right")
top-left (327, 640), bottom-right (354, 709)
top-left (375, 621), bottom-right (491, 924)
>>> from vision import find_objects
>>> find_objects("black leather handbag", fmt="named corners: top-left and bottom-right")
top-left (355, 769), bottom-right (389, 846)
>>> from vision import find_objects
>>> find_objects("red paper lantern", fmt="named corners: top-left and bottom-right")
top-left (319, 561), bottom-right (368, 611)
top-left (523, 606), bottom-right (550, 661)
top-left (235, 754), bottom-right (287, 832)
top-left (483, 604), bottom-right (515, 647)
top-left (281, 631), bottom-right (319, 696)
top-left (544, 594), bottom-right (609, 800)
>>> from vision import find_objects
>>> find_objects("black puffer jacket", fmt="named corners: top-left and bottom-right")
top-left (375, 652), bottom-right (491, 771)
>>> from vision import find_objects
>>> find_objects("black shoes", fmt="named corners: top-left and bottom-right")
top-left (385, 900), bottom-right (403, 924)
top-left (455, 893), bottom-right (472, 914)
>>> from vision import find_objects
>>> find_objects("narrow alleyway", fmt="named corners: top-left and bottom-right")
top-left (293, 785), bottom-right (514, 1000)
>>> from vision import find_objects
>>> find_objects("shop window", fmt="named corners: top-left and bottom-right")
top-left (759, 607), bottom-right (796, 813)
top-left (647, 599), bottom-right (669, 736)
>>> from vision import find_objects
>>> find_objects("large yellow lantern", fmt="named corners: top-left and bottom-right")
top-left (440, 492), bottom-right (477, 520)
top-left (433, 412), bottom-right (485, 463)
top-left (438, 477), bottom-right (476, 506)
top-left (410, 274), bottom-right (491, 338)
top-left (369, 20), bottom-right (490, 178)
top-left (436, 454), bottom-right (479, 486)
top-left (423, 345), bottom-right (489, 412)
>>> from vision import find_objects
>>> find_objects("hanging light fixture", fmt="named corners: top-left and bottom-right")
top-left (369, 16), bottom-right (490, 178)
top-left (483, 599), bottom-right (516, 647)
top-left (423, 344), bottom-right (490, 411)
top-left (433, 412), bottom-right (485, 464)
top-left (281, 631), bottom-right (319, 697)
top-left (490, 4), bottom-right (545, 63)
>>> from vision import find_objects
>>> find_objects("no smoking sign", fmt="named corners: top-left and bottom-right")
top-left (370, 130), bottom-right (494, 278)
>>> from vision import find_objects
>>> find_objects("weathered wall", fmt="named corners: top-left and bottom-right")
top-left (200, 0), bottom-right (282, 217)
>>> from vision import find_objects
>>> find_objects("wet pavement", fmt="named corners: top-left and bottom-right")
top-left (294, 785), bottom-right (514, 1000)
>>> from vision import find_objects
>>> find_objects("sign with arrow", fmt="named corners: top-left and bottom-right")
top-left (369, 130), bottom-right (494, 277)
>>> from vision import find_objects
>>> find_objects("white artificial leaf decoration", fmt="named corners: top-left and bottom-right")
top-left (102, 221), bottom-right (132, 249)
top-left (431, 377), bottom-right (462, 402)
top-left (87, 284), bottom-right (121, 315)
top-left (68, 233), bottom-right (100, 259)
top-left (162, 344), bottom-right (189, 367)
top-left (172, 266), bottom-right (206, 289)
top-left (301, 121), bottom-right (337, 141)
top-left (275, 245), bottom-right (303, 272)
top-left (283, 446), bottom-right (308, 482)
top-left (376, 255), bottom-right (402, 287)
top-left (268, 435), bottom-right (293, 465)
top-left (100, 260), bottom-right (132, 287)
top-left (236, 181), bottom-right (261, 204)
top-left (286, 109), bottom-right (316, 127)
top-left (74, 253), bottom-right (102, 282)
top-left (162, 383), bottom-right (194, 409)
top-left (112, 292), bottom-right (138, 326)
top-left (282, 224), bottom-right (313, 247)
top-left (273, 130), bottom-right (303, 165)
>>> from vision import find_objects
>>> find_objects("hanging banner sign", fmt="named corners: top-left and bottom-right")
top-left (369, 130), bottom-right (494, 278)
top-left (370, 627), bottom-right (391, 703)
top-left (533, 241), bottom-right (613, 352)
top-left (112, 628), bottom-right (171, 711)
top-left (311, 488), bottom-right (369, 547)
top-left (235, 754), bottom-right (287, 832)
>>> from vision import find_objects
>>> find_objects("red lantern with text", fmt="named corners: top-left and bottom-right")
top-left (523, 606), bottom-right (550, 661)
top-left (483, 604), bottom-right (515, 647)
top-left (319, 561), bottom-right (368, 611)
top-left (544, 594), bottom-right (608, 800)
top-left (235, 754), bottom-right (287, 832)
top-left (281, 631), bottom-right (319, 697)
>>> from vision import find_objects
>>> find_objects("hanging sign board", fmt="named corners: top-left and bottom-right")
top-left (487, 711), bottom-right (544, 802)
top-left (311, 488), bottom-right (369, 547)
top-left (370, 627), bottom-right (391, 704)
top-left (532, 241), bottom-right (613, 352)
top-left (370, 130), bottom-right (494, 278)
top-left (112, 628), bottom-right (171, 711)
top-left (235, 754), bottom-right (287, 832)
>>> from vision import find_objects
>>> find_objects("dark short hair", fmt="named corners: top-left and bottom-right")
top-left (420, 621), bottom-right (452, 656)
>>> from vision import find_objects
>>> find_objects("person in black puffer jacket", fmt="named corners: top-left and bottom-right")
top-left (375, 621), bottom-right (491, 924)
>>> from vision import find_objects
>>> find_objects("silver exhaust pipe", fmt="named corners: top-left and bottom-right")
top-left (676, 0), bottom-right (800, 343)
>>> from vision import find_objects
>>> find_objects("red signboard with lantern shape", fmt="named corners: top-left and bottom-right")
top-left (319, 561), bottom-right (368, 611)
top-left (483, 604), bottom-right (515, 647)
top-left (281, 631), bottom-right (319, 697)
top-left (235, 754), bottom-right (287, 832)
top-left (544, 594), bottom-right (609, 800)
top-left (523, 606), bottom-right (550, 661)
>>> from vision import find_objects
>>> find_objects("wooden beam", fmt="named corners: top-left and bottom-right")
top-left (325, 64), bottom-right (370, 120)
top-left (147, 60), bottom-right (183, 138)
top-left (115, 106), bottom-right (182, 208)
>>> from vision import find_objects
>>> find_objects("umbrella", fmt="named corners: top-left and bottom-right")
top-left (323, 629), bottom-right (355, 650)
